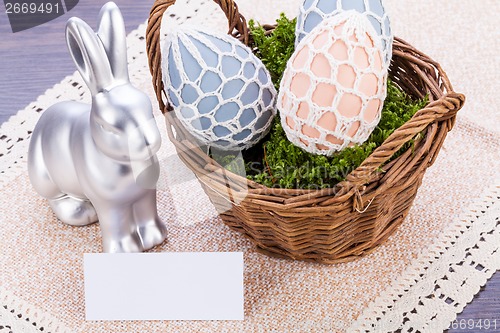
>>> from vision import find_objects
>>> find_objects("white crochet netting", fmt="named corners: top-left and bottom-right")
top-left (279, 12), bottom-right (387, 156)
top-left (348, 182), bottom-right (500, 332)
top-left (162, 25), bottom-right (277, 150)
top-left (296, 0), bottom-right (393, 67)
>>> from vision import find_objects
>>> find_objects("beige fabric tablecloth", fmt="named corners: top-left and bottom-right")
top-left (0, 1), bottom-right (499, 332)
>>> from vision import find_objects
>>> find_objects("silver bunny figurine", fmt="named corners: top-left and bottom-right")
top-left (27, 2), bottom-right (167, 253)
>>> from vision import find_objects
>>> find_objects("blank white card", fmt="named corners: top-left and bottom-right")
top-left (83, 252), bottom-right (244, 321)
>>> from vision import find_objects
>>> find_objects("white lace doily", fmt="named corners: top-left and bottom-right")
top-left (0, 288), bottom-right (72, 333)
top-left (348, 182), bottom-right (500, 332)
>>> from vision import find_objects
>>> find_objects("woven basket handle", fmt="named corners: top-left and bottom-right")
top-left (146, 0), bottom-right (249, 112)
top-left (345, 92), bottom-right (465, 187)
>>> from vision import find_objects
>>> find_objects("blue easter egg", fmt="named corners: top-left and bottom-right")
top-left (162, 25), bottom-right (277, 150)
top-left (297, 0), bottom-right (393, 65)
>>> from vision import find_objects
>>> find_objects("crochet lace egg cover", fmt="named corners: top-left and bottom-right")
top-left (162, 26), bottom-right (277, 150)
top-left (279, 13), bottom-right (388, 156)
top-left (296, 0), bottom-right (393, 67)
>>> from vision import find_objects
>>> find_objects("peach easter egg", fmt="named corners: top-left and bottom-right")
top-left (278, 11), bottom-right (387, 156)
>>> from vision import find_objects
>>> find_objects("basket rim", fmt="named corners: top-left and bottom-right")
top-left (146, 0), bottom-right (466, 205)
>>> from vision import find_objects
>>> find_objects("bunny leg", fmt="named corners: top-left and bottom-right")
top-left (96, 205), bottom-right (143, 253)
top-left (133, 190), bottom-right (167, 251)
top-left (49, 195), bottom-right (98, 226)
top-left (29, 132), bottom-right (97, 226)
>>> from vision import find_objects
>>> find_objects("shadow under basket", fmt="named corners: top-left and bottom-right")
top-left (146, 0), bottom-right (465, 264)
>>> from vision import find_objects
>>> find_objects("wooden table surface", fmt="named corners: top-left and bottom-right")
top-left (0, 1), bottom-right (498, 332)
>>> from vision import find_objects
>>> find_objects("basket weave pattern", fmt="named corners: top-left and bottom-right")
top-left (146, 0), bottom-right (465, 264)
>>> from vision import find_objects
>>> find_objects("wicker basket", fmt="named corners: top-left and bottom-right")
top-left (146, 0), bottom-right (465, 264)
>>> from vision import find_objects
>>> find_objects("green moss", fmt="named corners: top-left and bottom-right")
top-left (213, 14), bottom-right (428, 189)
top-left (245, 81), bottom-right (427, 189)
top-left (249, 14), bottom-right (296, 90)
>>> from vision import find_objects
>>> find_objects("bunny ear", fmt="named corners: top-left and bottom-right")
top-left (66, 17), bottom-right (114, 95)
top-left (97, 2), bottom-right (129, 84)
